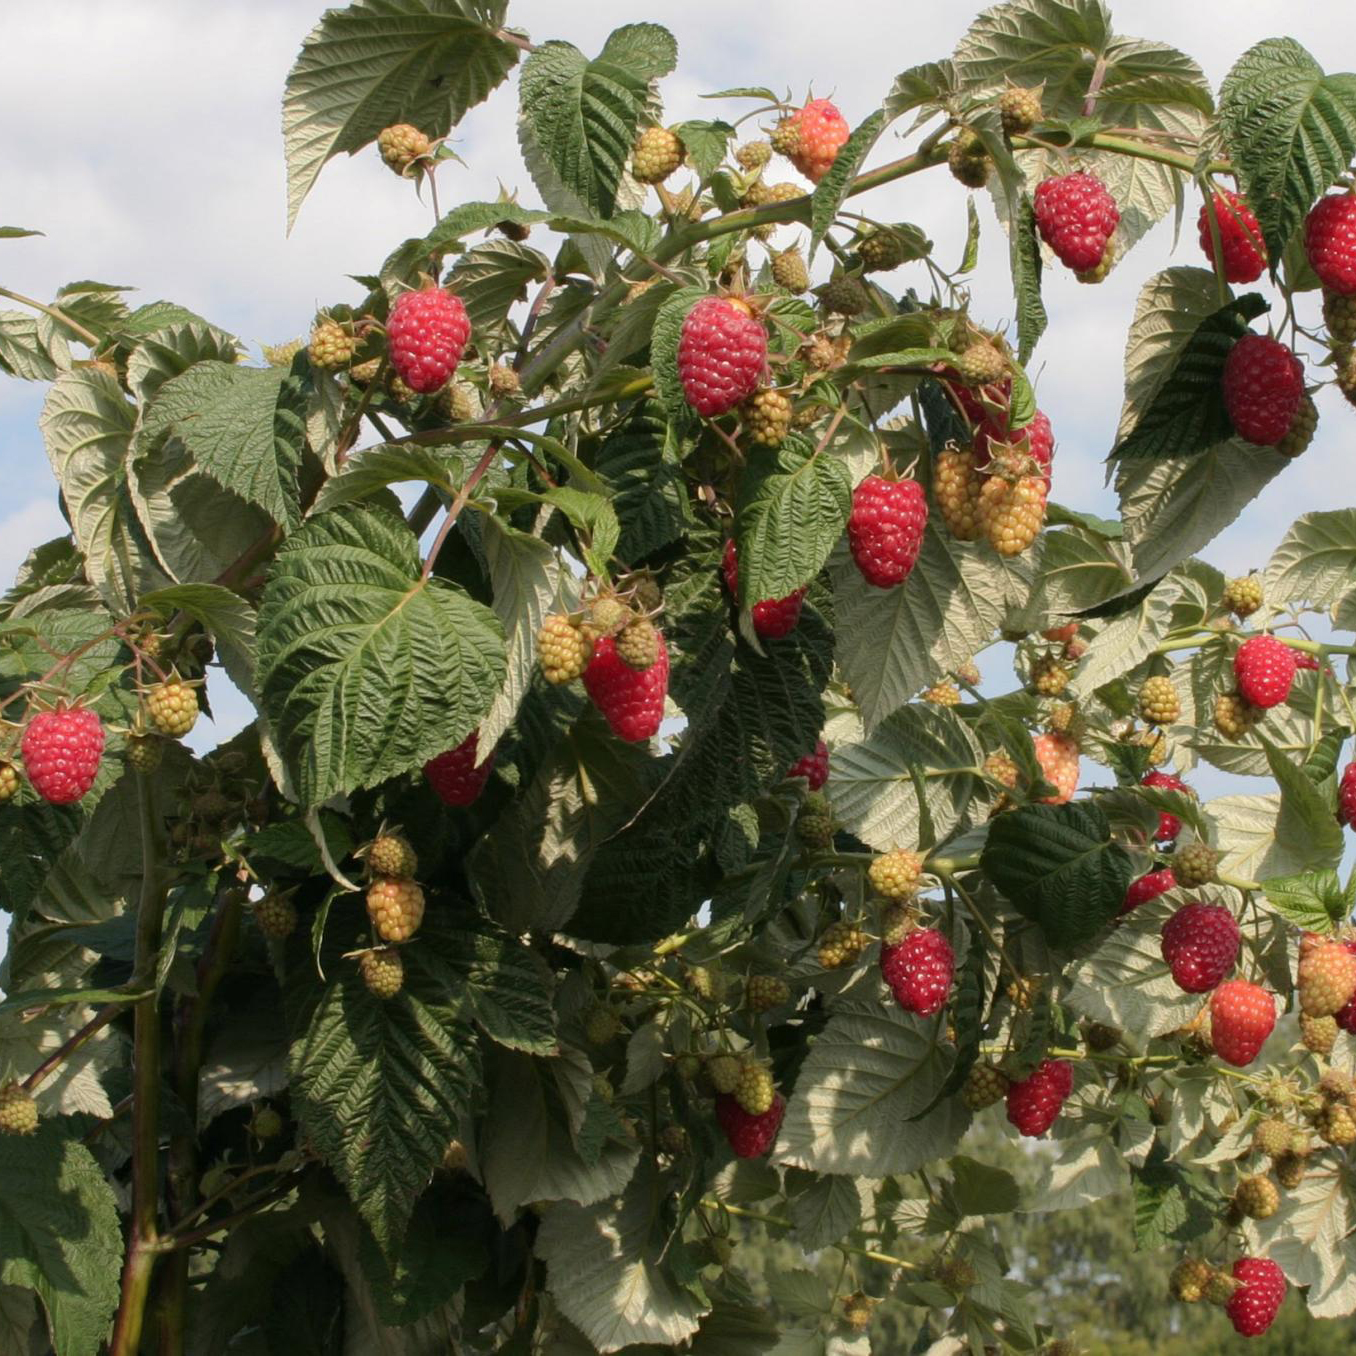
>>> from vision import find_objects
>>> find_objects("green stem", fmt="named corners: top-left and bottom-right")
top-left (697, 1199), bottom-right (922, 1271)
top-left (0, 283), bottom-right (103, 347)
top-left (21, 1003), bottom-right (123, 1092)
top-left (109, 776), bottom-right (170, 1356)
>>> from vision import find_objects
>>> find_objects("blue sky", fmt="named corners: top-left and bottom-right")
top-left (0, 0), bottom-right (1349, 783)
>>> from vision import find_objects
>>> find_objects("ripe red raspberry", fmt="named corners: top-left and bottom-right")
top-left (424, 731), bottom-right (495, 806)
top-left (677, 297), bottom-right (767, 417)
top-left (1032, 171), bottom-right (1120, 274)
top-left (1222, 335), bottom-right (1304, 446)
top-left (787, 739), bottom-right (829, 790)
top-left (881, 928), bottom-right (955, 1016)
top-left (1338, 762), bottom-right (1356, 826)
top-left (1122, 867), bottom-right (1176, 916)
top-left (722, 539), bottom-right (806, 637)
top-left (1196, 190), bottom-right (1266, 283)
top-left (1210, 980), bottom-right (1276, 1066)
top-left (715, 1091), bottom-right (785, 1158)
top-left (1225, 1258), bottom-right (1286, 1338)
top-left (1337, 942), bottom-right (1356, 1033)
top-left (21, 707), bottom-right (105, 805)
top-left (1141, 769), bottom-right (1192, 841)
top-left (1005, 1058), bottom-right (1073, 1138)
top-left (848, 475), bottom-right (928, 588)
top-left (1160, 902), bottom-right (1240, 993)
top-left (1297, 938), bottom-right (1356, 1017)
top-left (1304, 192), bottom-right (1356, 295)
top-left (973, 408), bottom-right (1054, 475)
top-left (773, 99), bottom-right (850, 183)
top-left (583, 633), bottom-right (669, 741)
top-left (386, 287), bottom-right (470, 394)
top-left (1234, 634), bottom-right (1297, 709)
top-left (1032, 732), bottom-right (1078, 804)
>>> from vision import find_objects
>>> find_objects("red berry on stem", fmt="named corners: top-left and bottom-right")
top-left (677, 297), bottom-right (767, 417)
top-left (1141, 769), bottom-right (1192, 842)
top-left (1005, 1058), bottom-right (1073, 1138)
top-left (424, 731), bottom-right (495, 806)
top-left (21, 707), bottom-right (105, 805)
top-left (776, 99), bottom-right (850, 183)
top-left (881, 928), bottom-right (955, 1016)
top-left (1226, 1257), bottom-right (1286, 1337)
top-left (1234, 634), bottom-right (1297, 709)
top-left (1122, 867), bottom-right (1176, 916)
top-left (716, 1091), bottom-right (785, 1157)
top-left (788, 740), bottom-right (829, 790)
top-left (1222, 335), bottom-right (1304, 447)
top-left (1160, 902), bottom-right (1240, 993)
top-left (387, 288), bottom-right (470, 393)
top-left (1032, 172), bottom-right (1119, 274)
top-left (1197, 190), bottom-right (1265, 283)
top-left (1338, 762), bottom-right (1356, 827)
top-left (974, 408), bottom-right (1053, 474)
top-left (1210, 980), bottom-right (1276, 1066)
top-left (1305, 192), bottom-right (1356, 295)
top-left (583, 633), bottom-right (670, 742)
top-left (848, 475), bottom-right (928, 588)
top-left (722, 539), bottom-right (806, 638)
top-left (1335, 941), bottom-right (1356, 1033)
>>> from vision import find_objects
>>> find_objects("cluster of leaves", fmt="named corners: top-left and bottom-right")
top-left (3, 1), bottom-right (1356, 1354)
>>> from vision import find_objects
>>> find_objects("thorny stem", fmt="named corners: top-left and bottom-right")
top-left (0, 283), bottom-right (103, 348)
top-left (109, 774), bottom-right (171, 1356)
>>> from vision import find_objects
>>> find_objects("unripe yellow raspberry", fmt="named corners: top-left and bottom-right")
top-left (923, 681), bottom-right (961, 707)
top-left (1031, 655), bottom-right (1070, 696)
top-left (308, 318), bottom-right (356, 370)
top-left (742, 388), bottom-right (793, 447)
top-left (1223, 575), bottom-right (1263, 618)
top-left (146, 680), bottom-right (200, 738)
top-left (817, 920), bottom-right (865, 969)
top-left (868, 850), bottom-right (924, 901)
top-left (1138, 675), bottom-right (1181, 725)
top-left (377, 123), bottom-right (431, 174)
top-left (366, 877), bottom-right (425, 942)
top-left (1214, 692), bottom-right (1261, 739)
top-left (0, 761), bottom-right (20, 803)
top-left (537, 614), bottom-right (594, 685)
top-left (631, 126), bottom-right (685, 184)
top-left (359, 947), bottom-right (404, 998)
top-left (0, 1082), bottom-right (38, 1135)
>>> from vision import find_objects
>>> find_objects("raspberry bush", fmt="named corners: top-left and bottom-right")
top-left (3, 5), bottom-right (1356, 1354)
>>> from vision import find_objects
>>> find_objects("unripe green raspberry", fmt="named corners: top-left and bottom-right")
top-left (1324, 289), bottom-right (1356, 343)
top-left (1235, 1174), bottom-right (1280, 1219)
top-left (742, 388), bottom-right (793, 447)
top-left (818, 275), bottom-right (869, 316)
top-left (961, 1062), bottom-right (1009, 1111)
top-left (349, 357), bottom-right (381, 387)
top-left (1215, 691), bottom-right (1261, 739)
top-left (1301, 1012), bottom-right (1338, 1055)
top-left (858, 227), bottom-right (908, 272)
top-left (687, 965), bottom-right (725, 1002)
top-left (817, 920), bottom-right (865, 969)
top-left (946, 130), bottom-right (991, 188)
top-left (537, 614), bottom-right (594, 685)
top-left (364, 831), bottom-right (418, 879)
top-left (868, 849), bottom-right (924, 901)
top-left (955, 660), bottom-right (981, 687)
top-left (770, 246), bottom-right (809, 293)
top-left (486, 362), bottom-right (520, 397)
top-left (1173, 843), bottom-right (1218, 887)
top-left (955, 341), bottom-right (1008, 387)
top-left (735, 140), bottom-right (772, 170)
top-left (1253, 1117), bottom-right (1291, 1158)
top-left (360, 947), bottom-right (404, 998)
top-left (250, 1105), bottom-right (284, 1140)
top-left (1276, 394), bottom-right (1319, 458)
top-left (588, 594), bottom-right (631, 636)
top-left (0, 761), bottom-right (21, 802)
top-left (1047, 701), bottom-right (1083, 740)
top-left (254, 892), bottom-right (297, 941)
top-left (1083, 1023), bottom-right (1121, 1053)
top-left (262, 339), bottom-right (304, 367)
top-left (1138, 675), bottom-right (1181, 726)
top-left (675, 1052), bottom-right (702, 1082)
top-left (1288, 1126), bottom-right (1312, 1156)
top-left (999, 85), bottom-right (1043, 136)
top-left (1169, 1257), bottom-right (1213, 1303)
top-left (733, 1060), bottom-right (775, 1116)
top-left (1316, 1103), bottom-right (1356, 1146)
top-left (1275, 1151), bottom-right (1307, 1189)
top-left (880, 902), bottom-right (914, 947)
top-left (1202, 1267), bottom-right (1240, 1305)
top-left (0, 1082), bottom-right (38, 1135)
top-left (769, 116), bottom-right (801, 158)
top-left (707, 1053), bottom-right (741, 1095)
top-left (632, 126), bottom-right (685, 184)
top-left (1031, 656), bottom-right (1070, 696)
top-left (584, 1006), bottom-right (622, 1046)
top-left (796, 792), bottom-right (835, 849)
top-left (308, 318), bottom-right (356, 370)
top-left (983, 751), bottom-right (1019, 791)
top-left (146, 680), bottom-right (199, 738)
top-left (377, 124), bottom-right (431, 173)
top-left (442, 382), bottom-right (476, 422)
top-left (125, 736), bottom-right (164, 775)
top-left (592, 1074), bottom-right (614, 1103)
top-left (1318, 1067), bottom-right (1356, 1104)
top-left (615, 616), bottom-right (660, 671)
top-left (746, 974), bottom-right (790, 1013)
top-left (931, 1255), bottom-right (977, 1291)
top-left (1223, 575), bottom-right (1263, 618)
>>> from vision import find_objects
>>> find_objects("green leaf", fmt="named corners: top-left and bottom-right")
top-left (596, 403), bottom-right (694, 560)
top-left (885, 60), bottom-right (961, 117)
top-left (1009, 194), bottom-right (1047, 363)
top-left (1261, 736), bottom-right (1346, 875)
top-left (1264, 509), bottom-right (1356, 617)
top-left (734, 437), bottom-right (851, 606)
top-left (649, 287), bottom-right (710, 418)
top-left (446, 238), bottom-right (552, 343)
top-left (671, 119), bottom-right (735, 178)
top-left (424, 200), bottom-right (552, 255)
top-left (537, 1167), bottom-right (704, 1353)
top-left (809, 110), bottom-right (888, 260)
top-left (256, 505), bottom-right (505, 806)
top-left (1111, 293), bottom-right (1269, 460)
top-left (141, 362), bottom-right (303, 527)
top-left (787, 1174), bottom-right (862, 1250)
top-left (519, 25), bottom-right (677, 218)
top-left (0, 1125), bottom-right (123, 1356)
top-left (282, 0), bottom-right (519, 229)
top-left (0, 226), bottom-right (42, 239)
top-left (125, 320), bottom-right (240, 405)
top-left (308, 444), bottom-right (462, 515)
top-left (950, 1156), bottom-right (1020, 1215)
top-left (1261, 868), bottom-right (1348, 933)
top-left (1133, 1145), bottom-right (1221, 1249)
top-left (38, 369), bottom-right (170, 612)
top-left (1219, 39), bottom-right (1356, 266)
top-left (776, 998), bottom-right (967, 1176)
top-left (981, 802), bottom-right (1134, 948)
top-left (139, 583), bottom-right (257, 691)
top-left (289, 960), bottom-right (478, 1256)
top-left (0, 311), bottom-right (68, 381)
